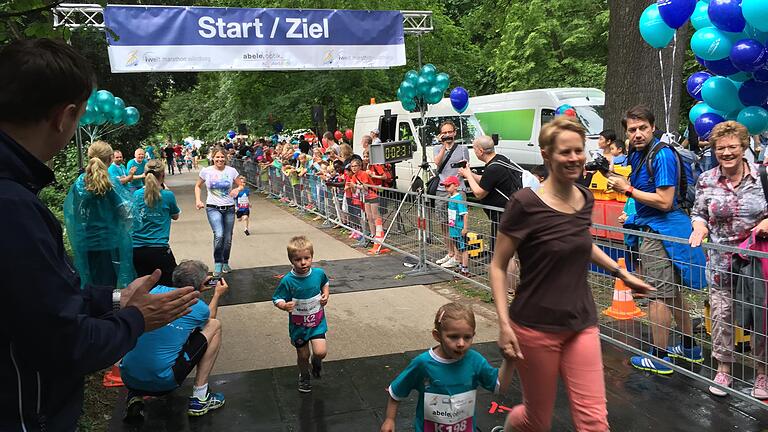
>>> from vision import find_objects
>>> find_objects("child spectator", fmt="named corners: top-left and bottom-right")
top-left (235, 175), bottom-right (251, 236)
top-left (272, 236), bottom-right (330, 393)
top-left (380, 302), bottom-right (513, 432)
top-left (610, 140), bottom-right (628, 166)
top-left (349, 158), bottom-right (379, 247)
top-left (530, 164), bottom-right (548, 183)
top-left (442, 176), bottom-right (470, 276)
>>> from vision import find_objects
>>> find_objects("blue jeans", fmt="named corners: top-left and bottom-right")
top-left (206, 206), bottom-right (236, 264)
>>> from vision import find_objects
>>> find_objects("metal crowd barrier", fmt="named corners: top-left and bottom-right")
top-left (230, 157), bottom-right (768, 411)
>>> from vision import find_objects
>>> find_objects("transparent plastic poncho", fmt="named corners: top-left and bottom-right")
top-left (63, 174), bottom-right (135, 289)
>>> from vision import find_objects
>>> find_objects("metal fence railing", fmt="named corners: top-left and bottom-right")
top-left (230, 157), bottom-right (768, 411)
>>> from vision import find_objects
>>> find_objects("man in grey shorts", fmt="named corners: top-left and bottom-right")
top-left (608, 105), bottom-right (707, 375)
top-left (432, 120), bottom-right (470, 268)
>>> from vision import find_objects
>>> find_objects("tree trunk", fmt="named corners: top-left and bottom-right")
top-left (604, 0), bottom-right (689, 136)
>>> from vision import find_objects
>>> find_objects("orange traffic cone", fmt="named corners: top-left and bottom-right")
top-left (602, 258), bottom-right (645, 320)
top-left (103, 364), bottom-right (124, 387)
top-left (369, 217), bottom-right (391, 255)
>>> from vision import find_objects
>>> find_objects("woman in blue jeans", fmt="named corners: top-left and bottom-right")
top-left (195, 146), bottom-right (243, 276)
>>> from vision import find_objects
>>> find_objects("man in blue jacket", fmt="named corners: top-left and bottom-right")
top-left (0, 39), bottom-right (200, 431)
top-left (608, 105), bottom-right (707, 375)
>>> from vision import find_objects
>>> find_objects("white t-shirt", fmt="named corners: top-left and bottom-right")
top-left (200, 166), bottom-right (239, 206)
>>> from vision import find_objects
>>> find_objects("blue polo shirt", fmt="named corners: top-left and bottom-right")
top-left (120, 286), bottom-right (209, 392)
top-left (126, 159), bottom-right (147, 189)
top-left (627, 140), bottom-right (678, 219)
top-left (132, 188), bottom-right (180, 248)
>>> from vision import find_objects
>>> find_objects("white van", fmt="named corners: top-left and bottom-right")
top-left (353, 88), bottom-right (605, 192)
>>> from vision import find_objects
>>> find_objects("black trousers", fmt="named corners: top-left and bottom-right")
top-left (133, 246), bottom-right (177, 287)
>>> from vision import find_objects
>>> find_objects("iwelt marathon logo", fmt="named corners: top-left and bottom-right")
top-left (124, 50), bottom-right (211, 67)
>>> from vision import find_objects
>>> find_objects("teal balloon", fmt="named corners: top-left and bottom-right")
top-left (396, 88), bottom-right (404, 102)
top-left (401, 98), bottom-right (417, 112)
top-left (124, 107), bottom-right (140, 126)
top-left (79, 111), bottom-right (93, 126)
top-left (425, 86), bottom-right (443, 104)
top-left (435, 73), bottom-right (451, 92)
top-left (692, 27), bottom-right (733, 60)
top-left (404, 70), bottom-right (419, 86)
top-left (113, 96), bottom-right (126, 112)
top-left (701, 76), bottom-right (742, 111)
top-left (419, 64), bottom-right (437, 83)
top-left (743, 0), bottom-right (768, 33)
top-left (738, 106), bottom-right (768, 134)
top-left (728, 72), bottom-right (752, 83)
top-left (639, 4), bottom-right (675, 49)
top-left (94, 90), bottom-right (115, 113)
top-left (688, 102), bottom-right (724, 123)
top-left (691, 1), bottom-right (712, 30)
top-left (94, 112), bottom-right (107, 125)
top-left (109, 107), bottom-right (124, 125)
top-left (416, 75), bottom-right (431, 97)
top-left (400, 81), bottom-right (417, 99)
top-left (724, 109), bottom-right (741, 121)
top-left (86, 90), bottom-right (97, 108)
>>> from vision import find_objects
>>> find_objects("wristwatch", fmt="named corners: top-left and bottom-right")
top-left (624, 186), bottom-right (634, 198)
top-left (112, 289), bottom-right (121, 311)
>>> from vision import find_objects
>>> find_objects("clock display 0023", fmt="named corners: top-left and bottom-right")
top-left (369, 140), bottom-right (414, 165)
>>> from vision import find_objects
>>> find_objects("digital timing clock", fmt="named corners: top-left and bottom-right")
top-left (369, 140), bottom-right (415, 165)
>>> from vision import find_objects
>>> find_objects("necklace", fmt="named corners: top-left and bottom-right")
top-left (543, 186), bottom-right (579, 212)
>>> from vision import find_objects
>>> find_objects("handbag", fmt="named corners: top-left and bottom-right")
top-left (426, 142), bottom-right (460, 195)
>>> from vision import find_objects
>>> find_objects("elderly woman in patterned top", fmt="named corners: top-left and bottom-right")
top-left (689, 121), bottom-right (768, 399)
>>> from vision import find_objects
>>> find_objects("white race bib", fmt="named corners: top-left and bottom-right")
top-left (423, 389), bottom-right (476, 432)
top-left (237, 194), bottom-right (249, 210)
top-left (291, 294), bottom-right (324, 328)
top-left (447, 209), bottom-right (457, 227)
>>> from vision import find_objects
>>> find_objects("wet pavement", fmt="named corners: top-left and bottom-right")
top-left (209, 255), bottom-right (451, 306)
top-left (108, 341), bottom-right (768, 432)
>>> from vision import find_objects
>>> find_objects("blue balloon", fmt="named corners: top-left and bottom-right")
top-left (701, 76), bottom-right (742, 111)
top-left (694, 112), bottom-right (726, 139)
top-left (704, 56), bottom-right (740, 75)
top-left (743, 0), bottom-right (768, 33)
top-left (227, 130), bottom-right (236, 139)
top-left (708, 0), bottom-right (746, 33)
top-left (739, 79), bottom-right (768, 106)
top-left (689, 101), bottom-right (724, 123)
top-left (450, 87), bottom-right (469, 113)
top-left (731, 39), bottom-right (768, 72)
top-left (692, 27), bottom-right (733, 60)
top-left (691, 1), bottom-right (712, 30)
top-left (687, 71), bottom-right (712, 100)
top-left (737, 106), bottom-right (768, 134)
top-left (658, 0), bottom-right (697, 29)
top-left (639, 4), bottom-right (675, 49)
top-left (755, 64), bottom-right (768, 82)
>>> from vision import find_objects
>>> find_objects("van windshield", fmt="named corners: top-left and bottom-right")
top-left (574, 105), bottom-right (604, 137)
top-left (412, 116), bottom-right (484, 147)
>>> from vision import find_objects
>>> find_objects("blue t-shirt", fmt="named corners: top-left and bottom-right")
top-left (108, 162), bottom-right (127, 179)
top-left (120, 286), bottom-right (209, 392)
top-left (612, 154), bottom-right (627, 166)
top-left (146, 146), bottom-right (155, 160)
top-left (236, 188), bottom-right (250, 211)
top-left (272, 268), bottom-right (330, 344)
top-left (127, 159), bottom-right (147, 189)
top-left (389, 349), bottom-right (499, 432)
top-left (627, 140), bottom-right (678, 219)
top-left (132, 188), bottom-right (180, 247)
top-left (447, 193), bottom-right (468, 238)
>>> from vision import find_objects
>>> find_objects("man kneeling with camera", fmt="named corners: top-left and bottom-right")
top-left (120, 260), bottom-right (229, 422)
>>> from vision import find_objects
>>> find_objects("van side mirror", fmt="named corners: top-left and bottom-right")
top-left (492, 133), bottom-right (499, 146)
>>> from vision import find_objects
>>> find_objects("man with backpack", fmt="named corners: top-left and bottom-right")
top-left (607, 105), bottom-right (707, 375)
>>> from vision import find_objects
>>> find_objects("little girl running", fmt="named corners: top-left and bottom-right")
top-left (381, 302), bottom-right (513, 432)
top-left (272, 236), bottom-right (330, 393)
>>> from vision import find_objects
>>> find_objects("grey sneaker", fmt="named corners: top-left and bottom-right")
top-left (298, 374), bottom-right (312, 393)
top-left (222, 264), bottom-right (232, 273)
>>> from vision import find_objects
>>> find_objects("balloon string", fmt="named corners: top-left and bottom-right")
top-left (668, 33), bottom-right (677, 135)
top-left (658, 50), bottom-right (669, 134)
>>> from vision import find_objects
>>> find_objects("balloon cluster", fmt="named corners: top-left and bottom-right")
top-left (556, 104), bottom-right (577, 117)
top-left (639, 0), bottom-right (768, 138)
top-left (397, 64), bottom-right (451, 111)
top-left (79, 90), bottom-right (140, 127)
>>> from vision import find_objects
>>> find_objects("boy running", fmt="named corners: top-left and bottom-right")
top-left (235, 175), bottom-right (251, 236)
top-left (272, 236), bottom-right (330, 393)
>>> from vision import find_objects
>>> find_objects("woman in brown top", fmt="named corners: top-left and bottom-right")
top-left (490, 117), bottom-right (652, 431)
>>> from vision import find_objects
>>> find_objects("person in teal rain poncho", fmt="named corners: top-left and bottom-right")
top-left (64, 140), bottom-right (135, 288)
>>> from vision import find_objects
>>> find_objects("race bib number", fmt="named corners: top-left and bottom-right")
top-left (237, 194), bottom-right (249, 210)
top-left (447, 209), bottom-right (457, 227)
top-left (423, 390), bottom-right (476, 432)
top-left (290, 294), bottom-right (324, 328)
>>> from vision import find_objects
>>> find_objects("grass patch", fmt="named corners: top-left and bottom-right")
top-left (78, 372), bottom-right (120, 432)
top-left (452, 279), bottom-right (494, 303)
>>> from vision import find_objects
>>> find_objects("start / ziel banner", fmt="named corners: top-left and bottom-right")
top-left (104, 6), bottom-right (406, 73)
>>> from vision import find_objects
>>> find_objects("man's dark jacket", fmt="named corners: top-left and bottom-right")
top-left (0, 130), bottom-right (145, 431)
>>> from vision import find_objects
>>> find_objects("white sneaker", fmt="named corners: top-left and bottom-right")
top-left (441, 257), bottom-right (459, 268)
top-left (436, 254), bottom-right (452, 265)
